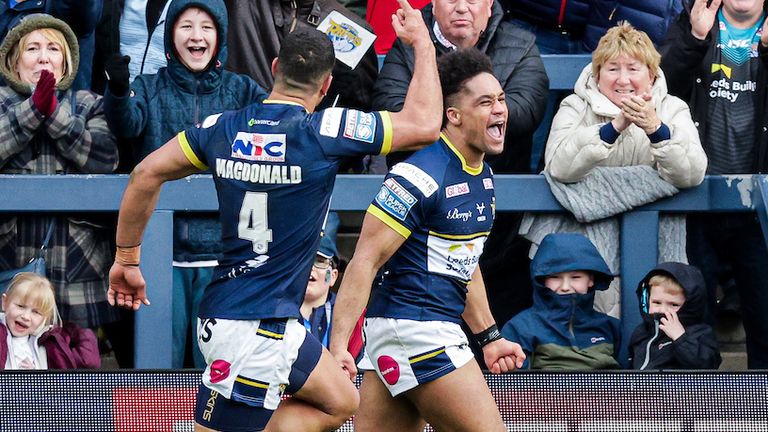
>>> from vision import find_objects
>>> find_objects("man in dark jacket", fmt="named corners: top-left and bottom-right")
top-left (375, 0), bottom-right (548, 174)
top-left (629, 262), bottom-right (721, 370)
top-left (373, 0), bottom-right (548, 335)
top-left (660, 0), bottom-right (768, 369)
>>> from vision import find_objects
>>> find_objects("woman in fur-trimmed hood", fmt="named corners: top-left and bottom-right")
top-left (0, 14), bottom-right (121, 331)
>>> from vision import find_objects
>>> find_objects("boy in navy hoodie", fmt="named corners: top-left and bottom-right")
top-left (502, 233), bottom-right (622, 369)
top-left (629, 262), bottom-right (721, 370)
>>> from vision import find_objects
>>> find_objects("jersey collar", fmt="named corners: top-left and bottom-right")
top-left (441, 132), bottom-right (483, 176)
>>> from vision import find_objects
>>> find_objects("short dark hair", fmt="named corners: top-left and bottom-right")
top-left (437, 49), bottom-right (495, 127)
top-left (275, 29), bottom-right (335, 91)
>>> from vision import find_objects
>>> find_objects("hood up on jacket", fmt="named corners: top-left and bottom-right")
top-left (0, 14), bottom-right (79, 95)
top-left (572, 63), bottom-right (671, 119)
top-left (530, 233), bottom-right (614, 312)
top-left (636, 262), bottom-right (708, 327)
top-left (164, 0), bottom-right (228, 93)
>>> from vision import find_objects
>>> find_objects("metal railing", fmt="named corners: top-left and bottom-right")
top-left (1, 174), bottom-right (765, 367)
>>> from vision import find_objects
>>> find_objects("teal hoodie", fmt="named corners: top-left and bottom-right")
top-left (502, 233), bottom-right (623, 369)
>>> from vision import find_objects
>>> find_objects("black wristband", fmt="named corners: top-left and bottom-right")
top-left (474, 324), bottom-right (502, 348)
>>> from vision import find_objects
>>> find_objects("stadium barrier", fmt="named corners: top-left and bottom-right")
top-left (0, 370), bottom-right (766, 431)
top-left (0, 174), bottom-right (765, 368)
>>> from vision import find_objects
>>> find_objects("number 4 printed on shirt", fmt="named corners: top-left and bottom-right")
top-left (238, 192), bottom-right (272, 253)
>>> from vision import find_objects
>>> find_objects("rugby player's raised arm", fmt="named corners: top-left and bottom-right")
top-left (329, 213), bottom-right (406, 380)
top-left (107, 136), bottom-right (200, 311)
top-left (387, 0), bottom-right (442, 152)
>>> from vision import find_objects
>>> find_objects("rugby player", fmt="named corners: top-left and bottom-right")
top-left (105, 0), bottom-right (442, 430)
top-left (329, 48), bottom-right (525, 432)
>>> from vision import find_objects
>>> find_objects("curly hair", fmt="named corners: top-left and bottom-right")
top-left (438, 48), bottom-right (495, 127)
top-left (591, 21), bottom-right (660, 80)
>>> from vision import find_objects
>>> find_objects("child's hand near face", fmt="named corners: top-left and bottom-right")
top-left (659, 310), bottom-right (686, 340)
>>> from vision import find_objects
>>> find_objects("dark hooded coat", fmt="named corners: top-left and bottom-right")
top-left (629, 262), bottom-right (721, 370)
top-left (501, 233), bottom-right (622, 369)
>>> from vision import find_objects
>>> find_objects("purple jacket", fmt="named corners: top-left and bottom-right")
top-left (0, 321), bottom-right (100, 369)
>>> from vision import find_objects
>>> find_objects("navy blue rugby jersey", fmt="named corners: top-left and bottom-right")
top-left (179, 100), bottom-right (393, 320)
top-left (366, 133), bottom-right (495, 323)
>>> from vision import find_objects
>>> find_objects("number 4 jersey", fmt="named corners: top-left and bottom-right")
top-left (366, 134), bottom-right (496, 323)
top-left (179, 100), bottom-right (393, 320)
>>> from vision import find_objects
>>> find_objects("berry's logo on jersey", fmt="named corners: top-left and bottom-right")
top-left (445, 182), bottom-right (469, 198)
top-left (376, 178), bottom-right (417, 221)
top-left (231, 132), bottom-right (286, 162)
top-left (343, 110), bottom-right (376, 143)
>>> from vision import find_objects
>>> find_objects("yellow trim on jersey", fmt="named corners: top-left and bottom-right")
top-left (409, 347), bottom-right (446, 364)
top-left (256, 328), bottom-right (284, 340)
top-left (234, 376), bottom-right (270, 389)
top-left (441, 133), bottom-right (483, 176)
top-left (428, 230), bottom-right (490, 240)
top-left (178, 131), bottom-right (208, 170)
top-left (379, 111), bottom-right (393, 155)
top-left (367, 205), bottom-right (412, 239)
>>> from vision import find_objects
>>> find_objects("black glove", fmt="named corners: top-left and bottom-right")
top-left (105, 54), bottom-right (131, 96)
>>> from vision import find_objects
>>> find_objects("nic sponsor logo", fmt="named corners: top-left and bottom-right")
top-left (231, 132), bottom-right (286, 162)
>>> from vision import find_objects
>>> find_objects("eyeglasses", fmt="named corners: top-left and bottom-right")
top-left (312, 256), bottom-right (333, 270)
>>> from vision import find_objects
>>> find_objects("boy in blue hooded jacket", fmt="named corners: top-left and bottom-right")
top-left (102, 0), bottom-right (268, 368)
top-left (502, 233), bottom-right (623, 369)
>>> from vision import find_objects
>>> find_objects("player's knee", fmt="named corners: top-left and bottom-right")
top-left (326, 384), bottom-right (360, 425)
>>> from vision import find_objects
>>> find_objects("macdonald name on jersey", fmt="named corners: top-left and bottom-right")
top-left (215, 158), bottom-right (302, 184)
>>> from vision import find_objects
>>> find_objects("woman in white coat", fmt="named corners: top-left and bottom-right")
top-left (545, 22), bottom-right (707, 189)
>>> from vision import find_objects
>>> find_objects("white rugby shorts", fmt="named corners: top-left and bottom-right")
top-left (196, 317), bottom-right (315, 410)
top-left (363, 317), bottom-right (474, 396)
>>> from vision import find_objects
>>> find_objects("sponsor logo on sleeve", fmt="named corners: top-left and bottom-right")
top-left (202, 113), bottom-right (223, 129)
top-left (483, 178), bottom-right (494, 190)
top-left (375, 178), bottom-right (417, 221)
top-left (319, 108), bottom-right (344, 138)
top-left (343, 110), bottom-right (376, 143)
top-left (445, 182), bottom-right (470, 198)
top-left (231, 132), bottom-right (286, 162)
top-left (390, 163), bottom-right (438, 197)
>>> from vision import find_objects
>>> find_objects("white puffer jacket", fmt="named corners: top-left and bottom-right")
top-left (545, 64), bottom-right (707, 188)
